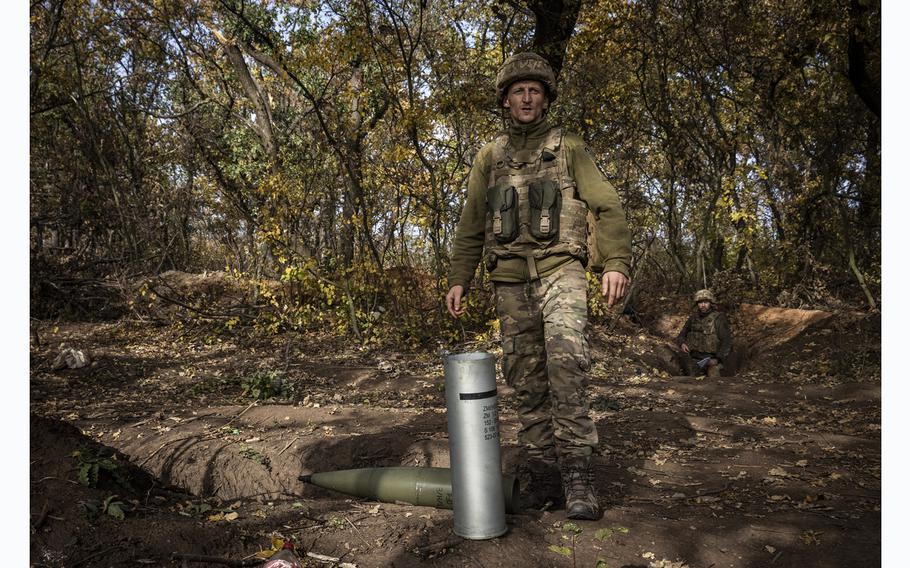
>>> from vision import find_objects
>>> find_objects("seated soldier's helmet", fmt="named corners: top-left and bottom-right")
top-left (496, 52), bottom-right (558, 103)
top-left (693, 289), bottom-right (716, 304)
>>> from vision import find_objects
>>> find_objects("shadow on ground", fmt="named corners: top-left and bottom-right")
top-left (29, 305), bottom-right (880, 567)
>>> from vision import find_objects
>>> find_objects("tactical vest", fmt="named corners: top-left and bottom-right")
top-left (686, 311), bottom-right (721, 354)
top-left (483, 127), bottom-right (590, 278)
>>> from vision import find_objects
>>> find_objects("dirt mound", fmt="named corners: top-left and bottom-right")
top-left (30, 312), bottom-right (880, 568)
top-left (744, 308), bottom-right (880, 385)
top-left (640, 302), bottom-right (875, 377)
top-left (732, 303), bottom-right (833, 351)
top-left (30, 414), bottom-right (251, 568)
top-left (30, 255), bottom-right (130, 320)
top-left (133, 270), bottom-right (271, 321)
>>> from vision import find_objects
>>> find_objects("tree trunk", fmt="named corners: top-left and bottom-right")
top-left (847, 0), bottom-right (880, 118)
top-left (212, 30), bottom-right (280, 171)
top-left (528, 0), bottom-right (583, 76)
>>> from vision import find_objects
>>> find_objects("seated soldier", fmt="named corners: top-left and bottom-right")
top-left (676, 289), bottom-right (732, 378)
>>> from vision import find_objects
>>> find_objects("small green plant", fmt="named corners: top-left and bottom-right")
top-left (595, 525), bottom-right (629, 541)
top-left (181, 501), bottom-right (213, 517)
top-left (71, 447), bottom-right (132, 490)
top-left (239, 445), bottom-right (265, 463)
top-left (102, 495), bottom-right (127, 519)
top-left (327, 515), bottom-right (346, 529)
top-left (548, 521), bottom-right (588, 562)
top-left (241, 370), bottom-right (285, 400)
top-left (79, 495), bottom-right (127, 521)
top-left (562, 522), bottom-right (583, 534)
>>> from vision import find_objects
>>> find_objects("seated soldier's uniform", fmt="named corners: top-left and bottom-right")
top-left (676, 289), bottom-right (732, 378)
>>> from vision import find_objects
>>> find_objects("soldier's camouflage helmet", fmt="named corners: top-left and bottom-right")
top-left (496, 52), bottom-right (557, 103)
top-left (693, 289), bottom-right (716, 304)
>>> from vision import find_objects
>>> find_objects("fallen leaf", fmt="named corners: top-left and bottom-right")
top-left (549, 545), bottom-right (572, 557)
top-left (765, 545), bottom-right (776, 554)
top-left (648, 560), bottom-right (690, 568)
top-left (224, 512), bottom-right (239, 521)
top-left (801, 530), bottom-right (822, 545)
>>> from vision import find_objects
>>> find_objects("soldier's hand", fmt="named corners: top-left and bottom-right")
top-left (681, 343), bottom-right (690, 354)
top-left (446, 285), bottom-right (466, 318)
top-left (601, 271), bottom-right (629, 308)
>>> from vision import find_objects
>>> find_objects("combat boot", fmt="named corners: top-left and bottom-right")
top-left (520, 457), bottom-right (564, 511)
top-left (562, 457), bottom-right (601, 520)
top-left (706, 359), bottom-right (721, 379)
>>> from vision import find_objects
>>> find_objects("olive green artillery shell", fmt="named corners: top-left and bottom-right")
top-left (299, 467), bottom-right (520, 514)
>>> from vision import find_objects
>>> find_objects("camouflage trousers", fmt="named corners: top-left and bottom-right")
top-left (494, 261), bottom-right (598, 464)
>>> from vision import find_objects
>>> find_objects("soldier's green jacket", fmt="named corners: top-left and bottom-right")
top-left (448, 118), bottom-right (633, 288)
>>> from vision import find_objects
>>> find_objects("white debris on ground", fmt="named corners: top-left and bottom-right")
top-left (51, 347), bottom-right (91, 370)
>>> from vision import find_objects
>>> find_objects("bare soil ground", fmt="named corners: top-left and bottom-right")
top-left (29, 303), bottom-right (880, 568)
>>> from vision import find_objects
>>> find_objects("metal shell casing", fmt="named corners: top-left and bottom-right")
top-left (444, 351), bottom-right (507, 539)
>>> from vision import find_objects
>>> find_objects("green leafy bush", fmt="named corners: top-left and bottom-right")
top-left (241, 370), bottom-right (286, 400)
top-left (71, 447), bottom-right (132, 491)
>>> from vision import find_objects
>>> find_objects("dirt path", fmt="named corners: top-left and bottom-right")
top-left (29, 307), bottom-right (880, 567)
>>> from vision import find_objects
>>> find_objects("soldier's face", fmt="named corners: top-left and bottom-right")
top-left (697, 300), bottom-right (712, 313)
top-left (503, 80), bottom-right (549, 124)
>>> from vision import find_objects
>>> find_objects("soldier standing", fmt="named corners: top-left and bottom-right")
top-left (677, 289), bottom-right (732, 378)
top-left (445, 52), bottom-right (633, 520)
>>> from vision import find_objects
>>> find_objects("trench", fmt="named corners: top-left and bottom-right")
top-left (631, 303), bottom-right (838, 378)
